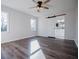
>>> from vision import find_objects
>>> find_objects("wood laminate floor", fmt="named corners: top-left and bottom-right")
top-left (1, 36), bottom-right (78, 59)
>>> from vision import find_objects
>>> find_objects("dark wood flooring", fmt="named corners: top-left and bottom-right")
top-left (1, 36), bottom-right (78, 59)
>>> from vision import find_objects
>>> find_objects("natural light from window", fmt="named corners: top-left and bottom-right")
top-left (1, 12), bottom-right (8, 32)
top-left (31, 19), bottom-right (37, 32)
top-left (30, 40), bottom-right (46, 59)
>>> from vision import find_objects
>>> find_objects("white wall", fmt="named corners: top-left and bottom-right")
top-left (75, 7), bottom-right (78, 46)
top-left (65, 8), bottom-right (78, 46)
top-left (38, 17), bottom-right (55, 37)
top-left (1, 5), bottom-right (38, 43)
top-left (65, 9), bottom-right (75, 39)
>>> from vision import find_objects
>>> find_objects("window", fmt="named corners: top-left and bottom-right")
top-left (1, 12), bottom-right (8, 32)
top-left (31, 19), bottom-right (37, 32)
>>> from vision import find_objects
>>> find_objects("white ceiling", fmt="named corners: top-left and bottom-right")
top-left (1, 0), bottom-right (77, 17)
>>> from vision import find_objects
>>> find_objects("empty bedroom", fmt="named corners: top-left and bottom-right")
top-left (1, 0), bottom-right (78, 59)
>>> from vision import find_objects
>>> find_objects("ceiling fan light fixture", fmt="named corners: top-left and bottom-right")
top-left (31, 0), bottom-right (50, 12)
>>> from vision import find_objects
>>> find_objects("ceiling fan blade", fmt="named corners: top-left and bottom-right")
top-left (44, 0), bottom-right (50, 4)
top-left (46, 14), bottom-right (66, 18)
top-left (41, 6), bottom-right (49, 9)
top-left (47, 16), bottom-right (56, 18)
top-left (55, 14), bottom-right (66, 16)
top-left (29, 6), bottom-right (38, 9)
top-left (29, 7), bottom-right (36, 9)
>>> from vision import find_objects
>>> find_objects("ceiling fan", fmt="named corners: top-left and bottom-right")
top-left (46, 13), bottom-right (66, 18)
top-left (31, 0), bottom-right (50, 12)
